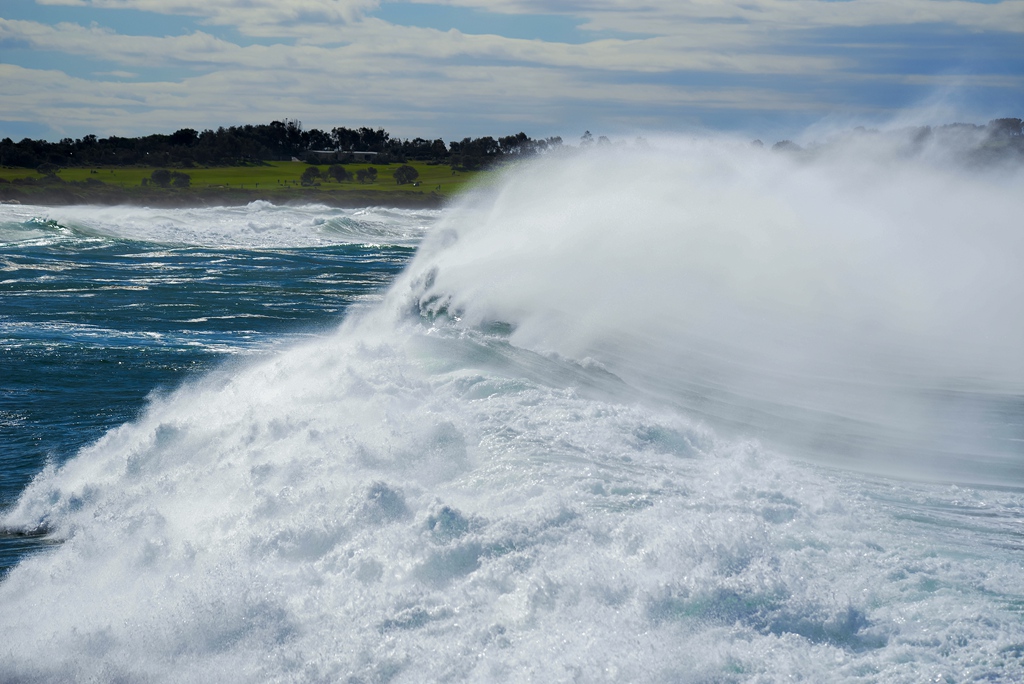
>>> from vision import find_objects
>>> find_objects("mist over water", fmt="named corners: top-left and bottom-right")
top-left (1, 133), bottom-right (1023, 682)
top-left (404, 135), bottom-right (1024, 482)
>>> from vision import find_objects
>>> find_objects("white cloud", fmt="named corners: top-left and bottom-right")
top-left (37, 0), bottom-right (1024, 36)
top-left (5, 0), bottom-right (1021, 139)
top-left (0, 17), bottom-right (844, 76)
top-left (0, 19), bottom-right (243, 67)
top-left (92, 70), bottom-right (139, 78)
top-left (0, 54), bottom-right (833, 140)
top-left (404, 0), bottom-right (1024, 34)
top-left (35, 0), bottom-right (381, 30)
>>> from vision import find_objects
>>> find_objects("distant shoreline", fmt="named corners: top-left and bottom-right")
top-left (0, 160), bottom-right (480, 210)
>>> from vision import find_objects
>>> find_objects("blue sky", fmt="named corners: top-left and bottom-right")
top-left (1, 0), bottom-right (1021, 143)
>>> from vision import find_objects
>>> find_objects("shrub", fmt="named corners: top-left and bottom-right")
top-left (393, 164), bottom-right (419, 185)
top-left (150, 169), bottom-right (190, 188)
top-left (301, 166), bottom-right (322, 185)
top-left (327, 164), bottom-right (352, 182)
top-left (151, 169), bottom-right (172, 187)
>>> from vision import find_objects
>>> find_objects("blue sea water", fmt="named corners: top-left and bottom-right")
top-left (1, 142), bottom-right (1023, 682)
top-left (1, 203), bottom-right (426, 570)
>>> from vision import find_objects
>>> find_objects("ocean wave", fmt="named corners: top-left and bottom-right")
top-left (0, 202), bottom-right (438, 249)
top-left (396, 138), bottom-right (1024, 483)
top-left (2, 134), bottom-right (1023, 681)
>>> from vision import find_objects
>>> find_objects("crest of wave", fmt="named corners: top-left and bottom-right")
top-left (397, 133), bottom-right (1024, 480)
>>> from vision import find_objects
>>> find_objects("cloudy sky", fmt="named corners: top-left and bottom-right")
top-left (1, 0), bottom-right (1022, 143)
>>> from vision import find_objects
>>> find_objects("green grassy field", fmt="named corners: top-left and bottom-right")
top-left (0, 161), bottom-right (485, 206)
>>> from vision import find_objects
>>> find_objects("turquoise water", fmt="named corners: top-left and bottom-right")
top-left (1, 142), bottom-right (1023, 682)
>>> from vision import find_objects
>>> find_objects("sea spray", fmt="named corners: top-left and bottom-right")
top-left (1, 134), bottom-right (1023, 682)
top-left (399, 136), bottom-right (1024, 481)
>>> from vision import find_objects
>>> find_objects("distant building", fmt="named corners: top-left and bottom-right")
top-left (310, 150), bottom-right (379, 162)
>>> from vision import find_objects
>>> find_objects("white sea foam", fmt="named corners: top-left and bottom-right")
top-left (0, 201), bottom-right (437, 248)
top-left (2, 135), bottom-right (1023, 682)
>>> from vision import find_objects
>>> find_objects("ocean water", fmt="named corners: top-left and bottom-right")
top-left (0, 203), bottom-right (426, 568)
top-left (1, 139), bottom-right (1023, 682)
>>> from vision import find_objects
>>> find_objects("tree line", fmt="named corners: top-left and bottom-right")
top-left (2, 117), bottom-right (1020, 175)
top-left (0, 119), bottom-right (565, 171)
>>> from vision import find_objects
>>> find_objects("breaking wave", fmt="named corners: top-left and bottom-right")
top-left (1, 134), bottom-right (1023, 682)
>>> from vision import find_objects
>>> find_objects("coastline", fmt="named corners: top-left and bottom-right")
top-left (0, 185), bottom-right (447, 210)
